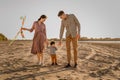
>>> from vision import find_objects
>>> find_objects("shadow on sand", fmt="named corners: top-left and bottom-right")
top-left (0, 64), bottom-right (74, 80)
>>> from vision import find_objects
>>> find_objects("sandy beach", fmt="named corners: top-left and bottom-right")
top-left (0, 40), bottom-right (120, 80)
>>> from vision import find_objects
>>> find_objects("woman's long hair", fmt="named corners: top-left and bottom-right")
top-left (38, 15), bottom-right (47, 21)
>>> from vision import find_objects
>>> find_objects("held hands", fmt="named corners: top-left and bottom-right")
top-left (58, 41), bottom-right (62, 46)
top-left (45, 40), bottom-right (49, 47)
top-left (46, 40), bottom-right (49, 45)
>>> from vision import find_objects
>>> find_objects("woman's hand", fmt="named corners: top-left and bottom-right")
top-left (21, 28), bottom-right (32, 32)
top-left (45, 40), bottom-right (49, 46)
top-left (21, 28), bottom-right (26, 30)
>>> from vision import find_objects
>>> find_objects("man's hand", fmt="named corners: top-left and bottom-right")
top-left (76, 34), bottom-right (80, 40)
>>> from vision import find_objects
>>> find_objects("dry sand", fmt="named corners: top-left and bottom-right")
top-left (0, 40), bottom-right (120, 80)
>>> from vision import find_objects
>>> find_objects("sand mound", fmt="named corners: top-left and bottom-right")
top-left (0, 33), bottom-right (8, 41)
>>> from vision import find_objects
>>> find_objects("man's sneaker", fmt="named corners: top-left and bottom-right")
top-left (64, 64), bottom-right (71, 68)
top-left (74, 63), bottom-right (77, 68)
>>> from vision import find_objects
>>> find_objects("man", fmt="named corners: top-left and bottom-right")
top-left (58, 10), bottom-right (81, 68)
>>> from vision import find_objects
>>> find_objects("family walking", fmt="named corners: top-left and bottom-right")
top-left (21, 10), bottom-right (81, 68)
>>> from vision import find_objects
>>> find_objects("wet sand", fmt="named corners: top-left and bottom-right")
top-left (0, 40), bottom-right (120, 80)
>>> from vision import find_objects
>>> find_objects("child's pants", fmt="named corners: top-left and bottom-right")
top-left (51, 54), bottom-right (57, 63)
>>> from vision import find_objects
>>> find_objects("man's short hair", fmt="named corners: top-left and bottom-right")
top-left (58, 10), bottom-right (64, 17)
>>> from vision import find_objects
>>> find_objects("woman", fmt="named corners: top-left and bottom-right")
top-left (21, 15), bottom-right (48, 66)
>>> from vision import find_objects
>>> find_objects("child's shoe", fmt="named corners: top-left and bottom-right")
top-left (55, 63), bottom-right (58, 65)
top-left (51, 63), bottom-right (54, 66)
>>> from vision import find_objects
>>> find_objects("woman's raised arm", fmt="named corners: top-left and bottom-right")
top-left (21, 22), bottom-right (35, 32)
